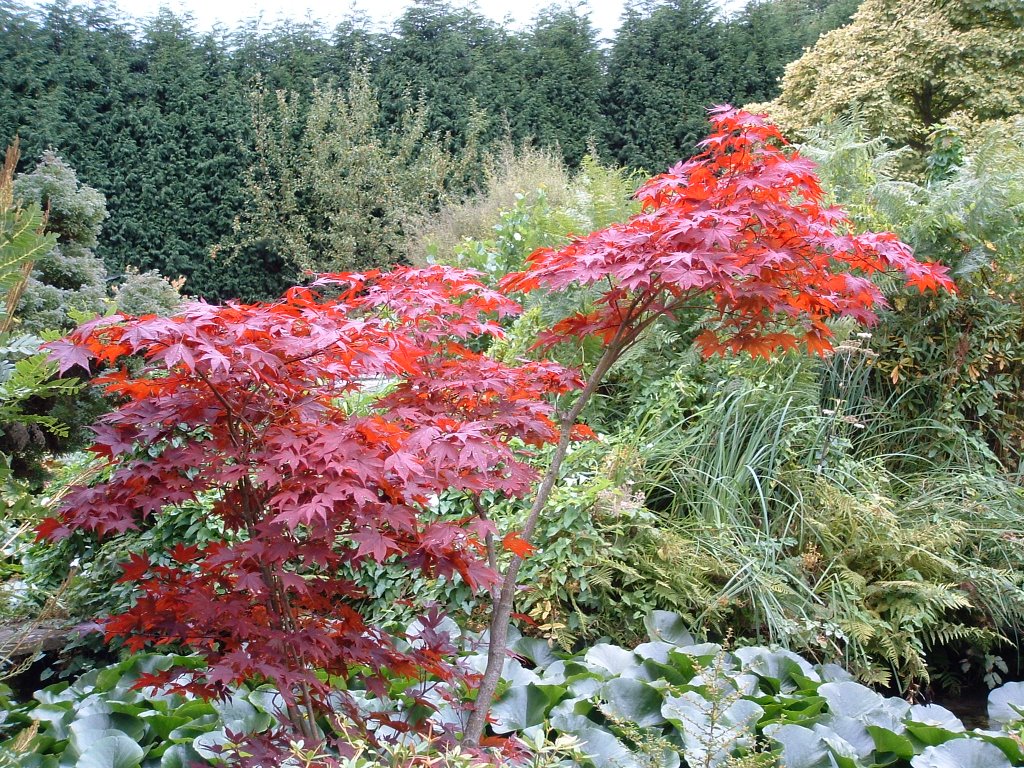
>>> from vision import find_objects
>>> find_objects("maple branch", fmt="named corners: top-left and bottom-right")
top-left (466, 288), bottom-right (742, 745)
top-left (471, 496), bottom-right (498, 598)
top-left (192, 367), bottom-right (255, 448)
top-left (236, 476), bottom-right (321, 741)
top-left (464, 332), bottom-right (629, 746)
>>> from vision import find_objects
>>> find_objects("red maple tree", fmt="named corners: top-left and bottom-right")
top-left (41, 266), bottom-right (579, 743)
top-left (463, 107), bottom-right (955, 743)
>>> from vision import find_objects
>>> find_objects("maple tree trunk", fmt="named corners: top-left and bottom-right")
top-left (239, 479), bottom-right (321, 742)
top-left (463, 341), bottom-right (623, 746)
top-left (259, 561), bottom-right (321, 741)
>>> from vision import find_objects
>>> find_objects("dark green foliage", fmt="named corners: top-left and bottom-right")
top-left (803, 119), bottom-right (1024, 473)
top-left (230, 18), bottom-right (336, 94)
top-left (100, 13), bottom-right (249, 297)
top-left (0, 0), bottom-right (850, 297)
top-left (375, 1), bottom-right (520, 148)
top-left (221, 72), bottom-right (480, 283)
top-left (719, 0), bottom-right (859, 104)
top-left (508, 7), bottom-right (606, 166)
top-left (603, 0), bottom-right (725, 171)
top-left (0, 4), bottom-right (249, 299)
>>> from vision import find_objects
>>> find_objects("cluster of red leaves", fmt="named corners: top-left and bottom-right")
top-left (40, 266), bottom-right (579, 712)
top-left (500, 107), bottom-right (955, 357)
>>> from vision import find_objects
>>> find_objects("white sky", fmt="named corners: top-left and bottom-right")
top-left (97, 0), bottom-right (743, 42)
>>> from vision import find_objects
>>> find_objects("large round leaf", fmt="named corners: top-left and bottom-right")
top-left (512, 637), bottom-right (559, 669)
top-left (193, 728), bottom-right (233, 761)
top-left (644, 611), bottom-right (695, 646)
top-left (600, 678), bottom-right (665, 728)
top-left (490, 684), bottom-right (551, 733)
top-left (550, 711), bottom-right (650, 768)
top-left (818, 681), bottom-right (909, 730)
top-left (823, 715), bottom-right (874, 759)
top-left (989, 681), bottom-right (1024, 726)
top-left (634, 641), bottom-right (674, 664)
top-left (584, 644), bottom-right (639, 677)
top-left (764, 723), bottom-right (830, 768)
top-left (76, 732), bottom-right (145, 768)
top-left (909, 704), bottom-right (965, 733)
top-left (213, 693), bottom-right (272, 733)
top-left (159, 743), bottom-right (204, 768)
top-left (911, 739), bottom-right (1012, 768)
top-left (734, 647), bottom-right (819, 694)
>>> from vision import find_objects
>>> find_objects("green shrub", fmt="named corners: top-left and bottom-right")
top-left (801, 117), bottom-right (1024, 473)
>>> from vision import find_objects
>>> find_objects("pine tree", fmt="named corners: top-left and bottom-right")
top-left (104, 11), bottom-right (249, 294)
top-left (375, 0), bottom-right (518, 147)
top-left (718, 0), bottom-right (857, 105)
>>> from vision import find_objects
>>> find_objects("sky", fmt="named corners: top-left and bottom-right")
top-left (96, 0), bottom-right (743, 42)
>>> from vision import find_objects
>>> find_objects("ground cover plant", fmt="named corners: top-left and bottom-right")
top-left (8, 614), bottom-right (1024, 767)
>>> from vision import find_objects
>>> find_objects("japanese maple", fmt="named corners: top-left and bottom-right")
top-left (463, 107), bottom-right (955, 743)
top-left (41, 266), bottom-right (579, 741)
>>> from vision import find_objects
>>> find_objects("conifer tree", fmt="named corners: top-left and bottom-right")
top-left (603, 0), bottom-right (725, 170)
top-left (13, 151), bottom-right (107, 334)
top-left (514, 7), bottom-right (606, 166)
top-left (375, 0), bottom-right (518, 146)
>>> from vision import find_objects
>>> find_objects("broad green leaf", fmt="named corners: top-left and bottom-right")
top-left (735, 647), bottom-right (819, 694)
top-left (823, 715), bottom-right (874, 759)
top-left (868, 724), bottom-right (915, 758)
top-left (159, 743), bottom-right (204, 768)
top-left (910, 739), bottom-right (1012, 768)
top-left (818, 681), bottom-right (909, 731)
top-left (973, 731), bottom-right (1024, 764)
top-left (193, 728), bottom-right (233, 761)
top-left (500, 658), bottom-right (541, 687)
top-left (568, 677), bottom-right (603, 699)
top-left (213, 693), bottom-right (271, 733)
top-left (168, 701), bottom-right (215, 720)
top-left (905, 723), bottom-right (960, 749)
top-left (167, 714), bottom-right (219, 741)
top-left (584, 644), bottom-right (638, 677)
top-left (549, 711), bottom-right (649, 768)
top-left (909, 704), bottom-right (964, 733)
top-left (637, 658), bottom-right (691, 687)
top-left (644, 611), bottom-right (695, 646)
top-left (30, 704), bottom-right (73, 740)
top-left (600, 678), bottom-right (665, 727)
top-left (779, 694), bottom-right (828, 723)
top-left (988, 681), bottom-right (1024, 726)
top-left (491, 684), bottom-right (551, 733)
top-left (764, 723), bottom-right (831, 768)
top-left (76, 732), bottom-right (145, 768)
top-left (138, 712), bottom-right (190, 740)
top-left (512, 637), bottom-right (559, 668)
top-left (634, 641), bottom-right (674, 664)
top-left (246, 686), bottom-right (286, 718)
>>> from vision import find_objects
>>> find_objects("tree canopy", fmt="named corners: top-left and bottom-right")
top-left (755, 0), bottom-right (1024, 151)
